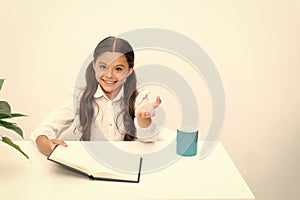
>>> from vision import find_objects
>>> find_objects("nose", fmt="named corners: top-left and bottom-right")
top-left (102, 66), bottom-right (113, 78)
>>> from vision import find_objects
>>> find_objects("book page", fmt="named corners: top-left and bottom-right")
top-left (48, 143), bottom-right (97, 175)
top-left (51, 157), bottom-right (91, 175)
top-left (49, 142), bottom-right (141, 181)
top-left (78, 142), bottom-right (142, 181)
top-left (91, 161), bottom-right (139, 180)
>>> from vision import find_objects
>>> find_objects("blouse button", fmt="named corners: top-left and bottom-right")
top-left (109, 123), bottom-right (112, 126)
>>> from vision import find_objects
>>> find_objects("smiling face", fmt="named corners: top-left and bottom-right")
top-left (93, 51), bottom-right (133, 99)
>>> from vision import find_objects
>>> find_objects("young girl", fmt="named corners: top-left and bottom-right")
top-left (32, 36), bottom-right (161, 156)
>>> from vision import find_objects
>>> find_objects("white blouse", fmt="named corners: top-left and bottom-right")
top-left (31, 85), bottom-right (159, 143)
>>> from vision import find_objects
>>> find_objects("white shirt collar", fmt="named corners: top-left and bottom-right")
top-left (94, 85), bottom-right (124, 102)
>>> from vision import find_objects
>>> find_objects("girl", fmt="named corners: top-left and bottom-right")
top-left (32, 36), bottom-right (161, 156)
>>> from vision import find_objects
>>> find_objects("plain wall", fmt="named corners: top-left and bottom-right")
top-left (1, 0), bottom-right (299, 199)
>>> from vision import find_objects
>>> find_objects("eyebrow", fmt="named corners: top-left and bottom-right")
top-left (97, 61), bottom-right (107, 65)
top-left (96, 61), bottom-right (125, 68)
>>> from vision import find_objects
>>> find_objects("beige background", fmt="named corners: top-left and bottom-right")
top-left (0, 0), bottom-right (299, 199)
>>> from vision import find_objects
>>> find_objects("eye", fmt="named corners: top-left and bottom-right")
top-left (99, 65), bottom-right (107, 70)
top-left (115, 67), bottom-right (123, 72)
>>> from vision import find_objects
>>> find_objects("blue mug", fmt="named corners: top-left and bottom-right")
top-left (176, 128), bottom-right (198, 156)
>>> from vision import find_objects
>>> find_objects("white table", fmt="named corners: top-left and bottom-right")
top-left (0, 140), bottom-right (254, 200)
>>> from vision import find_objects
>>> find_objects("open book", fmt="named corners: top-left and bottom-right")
top-left (48, 142), bottom-right (143, 183)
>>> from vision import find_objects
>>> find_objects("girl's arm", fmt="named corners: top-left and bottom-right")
top-left (135, 96), bottom-right (161, 127)
top-left (134, 90), bottom-right (162, 142)
top-left (31, 95), bottom-right (75, 156)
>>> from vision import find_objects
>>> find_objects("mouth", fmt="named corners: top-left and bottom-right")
top-left (102, 79), bottom-right (117, 86)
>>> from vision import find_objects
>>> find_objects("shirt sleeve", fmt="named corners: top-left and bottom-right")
top-left (134, 90), bottom-right (160, 142)
top-left (30, 94), bottom-right (75, 145)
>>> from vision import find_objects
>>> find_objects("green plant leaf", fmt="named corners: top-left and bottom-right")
top-left (0, 101), bottom-right (11, 115)
top-left (1, 136), bottom-right (29, 159)
top-left (0, 113), bottom-right (27, 119)
top-left (0, 79), bottom-right (4, 90)
top-left (0, 120), bottom-right (23, 138)
top-left (0, 78), bottom-right (29, 161)
top-left (11, 113), bottom-right (27, 117)
top-left (0, 113), bottom-right (11, 119)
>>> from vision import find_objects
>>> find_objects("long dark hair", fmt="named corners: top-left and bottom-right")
top-left (79, 36), bottom-right (137, 141)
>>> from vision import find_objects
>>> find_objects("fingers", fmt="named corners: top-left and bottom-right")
top-left (136, 111), bottom-right (151, 118)
top-left (50, 139), bottom-right (68, 147)
top-left (36, 136), bottom-right (68, 156)
top-left (153, 96), bottom-right (162, 108)
top-left (135, 96), bottom-right (161, 118)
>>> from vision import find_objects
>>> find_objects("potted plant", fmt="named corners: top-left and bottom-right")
top-left (0, 79), bottom-right (29, 159)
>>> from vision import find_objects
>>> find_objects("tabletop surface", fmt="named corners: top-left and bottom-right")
top-left (0, 139), bottom-right (254, 200)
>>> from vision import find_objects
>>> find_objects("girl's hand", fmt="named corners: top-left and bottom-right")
top-left (135, 96), bottom-right (162, 119)
top-left (36, 135), bottom-right (68, 156)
